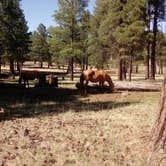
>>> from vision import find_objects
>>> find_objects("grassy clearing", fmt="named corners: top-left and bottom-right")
top-left (0, 89), bottom-right (160, 165)
top-left (0, 63), bottom-right (164, 165)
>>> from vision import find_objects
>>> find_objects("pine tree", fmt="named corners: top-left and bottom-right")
top-left (0, 0), bottom-right (30, 75)
top-left (80, 10), bottom-right (90, 70)
top-left (54, 0), bottom-right (89, 80)
top-left (29, 24), bottom-right (50, 68)
top-left (89, 0), bottom-right (111, 69)
top-left (48, 26), bottom-right (65, 67)
top-left (144, 0), bottom-right (151, 79)
top-left (149, 0), bottom-right (166, 79)
top-left (0, 2), bottom-right (4, 73)
top-left (156, 31), bottom-right (166, 74)
top-left (113, 0), bottom-right (145, 81)
top-left (92, 0), bottom-right (146, 81)
top-left (91, 0), bottom-right (128, 79)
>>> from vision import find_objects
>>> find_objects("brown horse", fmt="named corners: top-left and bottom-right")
top-left (80, 69), bottom-right (114, 94)
top-left (19, 70), bottom-right (39, 88)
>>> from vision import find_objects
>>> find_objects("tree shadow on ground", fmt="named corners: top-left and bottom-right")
top-left (0, 82), bottom-right (139, 120)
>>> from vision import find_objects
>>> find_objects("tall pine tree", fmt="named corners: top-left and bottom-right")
top-left (113, 0), bottom-right (145, 81)
top-left (149, 0), bottom-right (166, 79)
top-left (29, 24), bottom-right (50, 68)
top-left (48, 26), bottom-right (65, 67)
top-left (80, 10), bottom-right (90, 70)
top-left (91, 0), bottom-right (128, 79)
top-left (54, 0), bottom-right (89, 80)
top-left (89, 0), bottom-right (111, 69)
top-left (0, 0), bottom-right (30, 75)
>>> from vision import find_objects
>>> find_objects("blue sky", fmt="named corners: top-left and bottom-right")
top-left (21, 0), bottom-right (96, 32)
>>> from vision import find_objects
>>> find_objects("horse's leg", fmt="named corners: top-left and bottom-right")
top-left (84, 80), bottom-right (88, 96)
top-left (101, 81), bottom-right (105, 92)
top-left (108, 78), bottom-right (114, 92)
top-left (80, 73), bottom-right (85, 95)
top-left (98, 81), bottom-right (103, 91)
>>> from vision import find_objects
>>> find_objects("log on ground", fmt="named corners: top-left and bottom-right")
top-left (114, 81), bottom-right (161, 91)
top-left (76, 81), bottom-right (161, 92)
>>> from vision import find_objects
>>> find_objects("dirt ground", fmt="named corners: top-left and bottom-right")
top-left (0, 63), bottom-right (164, 165)
top-left (0, 81), bottom-right (162, 165)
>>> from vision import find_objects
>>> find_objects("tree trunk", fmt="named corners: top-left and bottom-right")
top-left (67, 60), bottom-right (70, 73)
top-left (161, 61), bottom-right (163, 75)
top-left (9, 59), bottom-right (15, 78)
top-left (40, 61), bottom-right (43, 68)
top-left (145, 42), bottom-right (150, 79)
top-left (48, 61), bottom-right (52, 68)
top-left (145, 1), bottom-right (151, 79)
top-left (81, 56), bottom-right (85, 71)
top-left (122, 60), bottom-right (127, 80)
top-left (85, 55), bottom-right (88, 70)
top-left (71, 57), bottom-right (74, 81)
top-left (128, 54), bottom-right (133, 81)
top-left (159, 60), bottom-right (163, 75)
top-left (118, 54), bottom-right (123, 81)
top-left (68, 57), bottom-right (74, 81)
top-left (0, 57), bottom-right (1, 74)
top-left (76, 81), bottom-right (161, 92)
top-left (16, 61), bottom-right (20, 71)
top-left (148, 75), bottom-right (166, 165)
top-left (135, 64), bottom-right (138, 74)
top-left (150, 7), bottom-right (158, 80)
top-left (114, 81), bottom-right (161, 91)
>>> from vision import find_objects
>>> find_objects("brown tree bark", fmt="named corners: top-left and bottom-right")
top-left (81, 56), bottom-right (86, 71)
top-left (118, 54), bottom-right (123, 81)
top-left (145, 1), bottom-right (151, 80)
top-left (148, 75), bottom-right (166, 165)
top-left (145, 42), bottom-right (150, 79)
top-left (0, 57), bottom-right (1, 74)
top-left (122, 60), bottom-right (127, 80)
top-left (158, 59), bottom-right (163, 75)
top-left (70, 57), bottom-right (74, 81)
top-left (40, 61), bottom-right (43, 68)
top-left (85, 55), bottom-right (88, 70)
top-left (67, 58), bottom-right (74, 81)
top-left (9, 58), bottom-right (15, 78)
top-left (135, 64), bottom-right (138, 74)
top-left (160, 61), bottom-right (163, 75)
top-left (115, 81), bottom-right (161, 91)
top-left (128, 53), bottom-right (133, 82)
top-left (150, 4), bottom-right (158, 80)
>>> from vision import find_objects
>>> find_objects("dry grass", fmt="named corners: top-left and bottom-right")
top-left (0, 62), bottom-right (164, 165)
top-left (0, 90), bottom-right (161, 166)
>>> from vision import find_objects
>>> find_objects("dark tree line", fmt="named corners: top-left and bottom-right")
top-left (89, 0), bottom-right (166, 81)
top-left (47, 0), bottom-right (166, 81)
